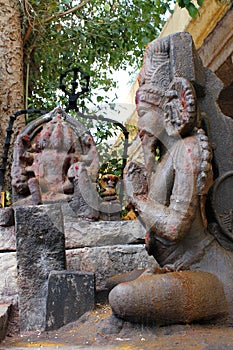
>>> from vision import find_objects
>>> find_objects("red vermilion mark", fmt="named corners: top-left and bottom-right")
top-left (145, 231), bottom-right (150, 244)
top-left (43, 131), bottom-right (51, 137)
top-left (181, 90), bottom-right (186, 108)
top-left (108, 189), bottom-right (115, 194)
top-left (22, 134), bottom-right (30, 141)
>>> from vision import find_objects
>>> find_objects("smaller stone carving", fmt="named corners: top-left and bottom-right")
top-left (99, 174), bottom-right (119, 201)
top-left (11, 107), bottom-right (99, 211)
top-left (99, 174), bottom-right (121, 221)
top-left (11, 107), bottom-right (123, 221)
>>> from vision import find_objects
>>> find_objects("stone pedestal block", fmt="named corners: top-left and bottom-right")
top-left (15, 204), bottom-right (66, 331)
top-left (46, 270), bottom-right (95, 331)
top-left (63, 217), bottom-right (146, 249)
top-left (99, 201), bottom-right (122, 221)
top-left (66, 245), bottom-right (155, 290)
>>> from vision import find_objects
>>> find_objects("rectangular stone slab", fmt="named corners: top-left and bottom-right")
top-left (15, 204), bottom-right (66, 331)
top-left (63, 215), bottom-right (146, 248)
top-left (169, 32), bottom-right (205, 97)
top-left (46, 270), bottom-right (95, 331)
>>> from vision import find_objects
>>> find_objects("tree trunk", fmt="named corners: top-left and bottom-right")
top-left (0, 0), bottom-right (25, 193)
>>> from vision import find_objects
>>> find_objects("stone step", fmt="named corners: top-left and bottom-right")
top-left (0, 303), bottom-right (11, 342)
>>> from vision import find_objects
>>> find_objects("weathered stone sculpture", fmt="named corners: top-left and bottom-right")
top-left (109, 32), bottom-right (233, 325)
top-left (99, 174), bottom-right (121, 220)
top-left (12, 107), bottom-right (99, 214)
top-left (11, 106), bottom-right (123, 221)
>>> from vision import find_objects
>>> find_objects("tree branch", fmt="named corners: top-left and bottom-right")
top-left (44, 0), bottom-right (90, 23)
top-left (23, 24), bottom-right (33, 45)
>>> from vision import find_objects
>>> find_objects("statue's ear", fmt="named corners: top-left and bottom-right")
top-left (163, 77), bottom-right (197, 137)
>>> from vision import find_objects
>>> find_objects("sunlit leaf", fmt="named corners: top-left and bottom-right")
top-left (187, 2), bottom-right (199, 17)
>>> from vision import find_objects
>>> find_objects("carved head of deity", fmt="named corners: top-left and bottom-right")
top-left (12, 107), bottom-right (99, 205)
top-left (136, 36), bottom-right (198, 140)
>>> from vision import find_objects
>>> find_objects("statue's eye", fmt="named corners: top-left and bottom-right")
top-left (138, 109), bottom-right (147, 117)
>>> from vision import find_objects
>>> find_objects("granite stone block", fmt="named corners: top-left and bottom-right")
top-left (46, 270), bottom-right (95, 331)
top-left (15, 204), bottom-right (66, 331)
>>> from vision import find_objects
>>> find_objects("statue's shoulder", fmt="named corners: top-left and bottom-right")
top-left (174, 130), bottom-right (209, 164)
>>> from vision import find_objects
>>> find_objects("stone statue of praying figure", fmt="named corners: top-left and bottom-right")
top-left (109, 33), bottom-right (233, 326)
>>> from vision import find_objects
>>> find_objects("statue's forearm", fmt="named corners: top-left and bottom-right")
top-left (134, 197), bottom-right (194, 242)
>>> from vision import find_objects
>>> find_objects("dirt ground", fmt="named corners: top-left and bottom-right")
top-left (2, 303), bottom-right (233, 350)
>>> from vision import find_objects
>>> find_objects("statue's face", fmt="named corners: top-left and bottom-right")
top-left (137, 101), bottom-right (164, 145)
top-left (136, 100), bottom-right (164, 174)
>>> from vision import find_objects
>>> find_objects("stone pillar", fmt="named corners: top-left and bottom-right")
top-left (15, 204), bottom-right (66, 331)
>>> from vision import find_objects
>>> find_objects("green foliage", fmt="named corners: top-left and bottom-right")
top-left (21, 0), bottom-right (204, 109)
top-left (98, 147), bottom-right (124, 177)
top-left (21, 0), bottom-right (177, 109)
top-left (72, 110), bottom-right (124, 177)
top-left (94, 122), bottom-right (123, 177)
top-left (177, 0), bottom-right (203, 17)
top-left (20, 0), bottom-right (204, 179)
top-left (4, 190), bottom-right (11, 207)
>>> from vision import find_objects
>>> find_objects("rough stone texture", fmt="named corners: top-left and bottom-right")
top-left (0, 208), bottom-right (14, 227)
top-left (109, 270), bottom-right (228, 325)
top-left (0, 304), bottom-right (10, 342)
top-left (0, 253), bottom-right (17, 301)
top-left (15, 204), bottom-right (66, 331)
top-left (99, 201), bottom-right (122, 221)
top-left (200, 68), bottom-right (233, 248)
top-left (0, 226), bottom-right (16, 251)
top-left (200, 68), bottom-right (233, 177)
top-left (0, 210), bottom-right (152, 307)
top-left (46, 270), bottom-right (95, 331)
top-left (0, 0), bottom-right (25, 191)
top-left (170, 32), bottom-right (205, 97)
top-left (66, 245), bottom-right (155, 290)
top-left (64, 217), bottom-right (146, 248)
